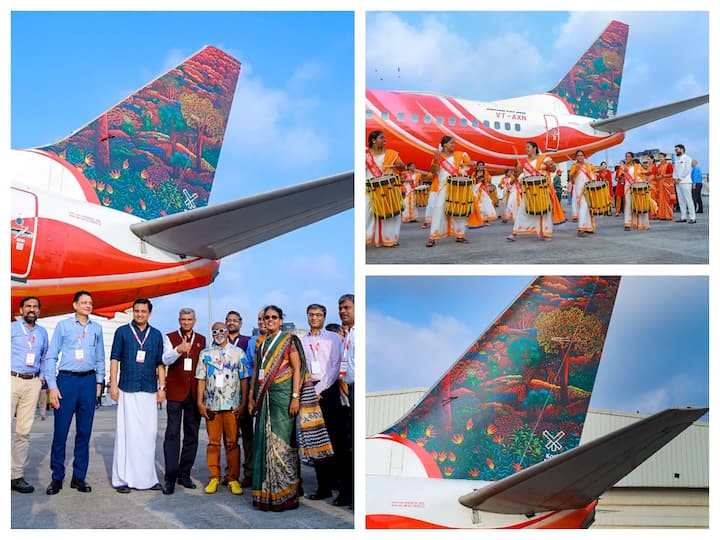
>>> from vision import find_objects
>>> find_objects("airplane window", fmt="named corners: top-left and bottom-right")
top-left (515, 124), bottom-right (521, 131)
top-left (424, 115), bottom-right (431, 124)
top-left (435, 116), bottom-right (444, 125)
top-left (504, 122), bottom-right (511, 131)
top-left (381, 112), bottom-right (389, 120)
top-left (366, 110), bottom-right (373, 119)
top-left (494, 121), bottom-right (501, 129)
top-left (396, 112), bottom-right (405, 122)
top-left (460, 119), bottom-right (468, 127)
top-left (448, 117), bottom-right (456, 126)
top-left (483, 120), bottom-right (490, 128)
top-left (411, 114), bottom-right (419, 123)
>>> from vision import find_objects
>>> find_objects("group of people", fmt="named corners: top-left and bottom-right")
top-left (11, 291), bottom-right (355, 513)
top-left (365, 129), bottom-right (704, 246)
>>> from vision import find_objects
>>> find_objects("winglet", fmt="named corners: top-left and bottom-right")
top-left (35, 46), bottom-right (241, 220)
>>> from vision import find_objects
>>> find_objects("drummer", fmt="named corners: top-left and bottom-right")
top-left (621, 151), bottom-right (650, 231)
top-left (569, 150), bottom-right (596, 237)
top-left (500, 168), bottom-right (521, 223)
top-left (365, 130), bottom-right (405, 247)
top-left (425, 136), bottom-right (476, 247)
top-left (400, 162), bottom-right (419, 223)
top-left (468, 161), bottom-right (497, 229)
top-left (506, 141), bottom-right (566, 242)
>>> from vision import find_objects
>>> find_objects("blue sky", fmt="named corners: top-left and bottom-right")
top-left (10, 11), bottom-right (354, 334)
top-left (366, 11), bottom-right (709, 170)
top-left (366, 276), bottom-right (709, 418)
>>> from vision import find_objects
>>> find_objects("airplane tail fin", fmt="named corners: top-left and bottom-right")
top-left (548, 20), bottom-right (628, 120)
top-left (382, 276), bottom-right (621, 482)
top-left (36, 46), bottom-right (241, 220)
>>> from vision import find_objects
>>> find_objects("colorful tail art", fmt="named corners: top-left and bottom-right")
top-left (548, 21), bottom-right (628, 120)
top-left (382, 276), bottom-right (621, 482)
top-left (36, 46), bottom-right (241, 220)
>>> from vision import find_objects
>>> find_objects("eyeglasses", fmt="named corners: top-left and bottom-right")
top-left (307, 313), bottom-right (325, 318)
top-left (211, 328), bottom-right (228, 335)
top-left (225, 318), bottom-right (241, 323)
top-left (263, 315), bottom-right (280, 320)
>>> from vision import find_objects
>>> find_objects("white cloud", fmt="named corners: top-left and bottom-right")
top-left (367, 309), bottom-right (476, 392)
top-left (225, 69), bottom-right (329, 169)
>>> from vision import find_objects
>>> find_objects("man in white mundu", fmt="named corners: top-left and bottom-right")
top-left (569, 150), bottom-right (597, 237)
top-left (621, 151), bottom-right (650, 231)
top-left (365, 130), bottom-right (404, 247)
top-left (507, 141), bottom-right (565, 242)
top-left (109, 298), bottom-right (166, 493)
top-left (426, 136), bottom-right (475, 247)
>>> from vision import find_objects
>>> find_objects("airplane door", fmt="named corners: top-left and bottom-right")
top-left (11, 187), bottom-right (39, 280)
top-left (544, 114), bottom-right (560, 151)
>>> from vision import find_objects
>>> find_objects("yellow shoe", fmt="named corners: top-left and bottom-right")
top-left (204, 478), bottom-right (220, 494)
top-left (228, 480), bottom-right (243, 495)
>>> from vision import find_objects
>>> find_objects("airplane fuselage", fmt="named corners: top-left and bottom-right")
top-left (366, 433), bottom-right (596, 529)
top-left (366, 89), bottom-right (625, 174)
top-left (10, 149), bottom-right (219, 318)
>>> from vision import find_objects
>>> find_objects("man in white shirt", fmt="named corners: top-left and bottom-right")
top-left (672, 144), bottom-right (696, 224)
top-left (300, 304), bottom-right (343, 502)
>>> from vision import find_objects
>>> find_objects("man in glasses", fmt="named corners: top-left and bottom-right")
top-left (195, 322), bottom-right (249, 495)
top-left (160, 308), bottom-right (206, 494)
top-left (300, 304), bottom-right (344, 503)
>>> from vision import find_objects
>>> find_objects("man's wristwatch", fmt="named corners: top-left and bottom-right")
top-left (291, 392), bottom-right (300, 398)
top-left (158, 386), bottom-right (166, 391)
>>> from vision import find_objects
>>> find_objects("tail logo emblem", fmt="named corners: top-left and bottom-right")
top-left (183, 189), bottom-right (199, 210)
top-left (543, 430), bottom-right (566, 453)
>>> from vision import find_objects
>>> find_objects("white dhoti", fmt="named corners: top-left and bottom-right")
top-left (112, 390), bottom-right (159, 489)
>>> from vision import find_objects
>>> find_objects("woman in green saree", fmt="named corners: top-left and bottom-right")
top-left (247, 305), bottom-right (333, 511)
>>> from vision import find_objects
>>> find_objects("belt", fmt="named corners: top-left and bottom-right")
top-left (59, 369), bottom-right (96, 377)
top-left (11, 371), bottom-right (39, 380)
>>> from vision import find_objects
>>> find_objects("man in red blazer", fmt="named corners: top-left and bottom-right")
top-left (160, 307), bottom-right (206, 495)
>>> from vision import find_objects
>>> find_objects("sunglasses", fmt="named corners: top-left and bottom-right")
top-left (211, 328), bottom-right (228, 335)
top-left (263, 315), bottom-right (280, 320)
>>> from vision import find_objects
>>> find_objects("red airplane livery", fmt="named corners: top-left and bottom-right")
top-left (366, 20), bottom-right (708, 174)
top-left (366, 276), bottom-right (707, 529)
top-left (10, 46), bottom-right (352, 318)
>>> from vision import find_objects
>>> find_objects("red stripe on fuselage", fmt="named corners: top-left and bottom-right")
top-left (26, 217), bottom-right (194, 279)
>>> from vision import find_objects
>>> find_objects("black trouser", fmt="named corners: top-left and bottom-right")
top-left (163, 394), bottom-right (201, 482)
top-left (238, 412), bottom-right (254, 481)
top-left (313, 380), bottom-right (344, 493)
top-left (692, 183), bottom-right (703, 213)
top-left (335, 383), bottom-right (353, 501)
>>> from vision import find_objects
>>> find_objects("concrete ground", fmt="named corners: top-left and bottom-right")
top-left (366, 196), bottom-right (708, 264)
top-left (11, 405), bottom-right (354, 529)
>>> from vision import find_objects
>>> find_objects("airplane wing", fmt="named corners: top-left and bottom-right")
top-left (129, 171), bottom-right (353, 259)
top-left (457, 407), bottom-right (708, 515)
top-left (590, 95), bottom-right (708, 133)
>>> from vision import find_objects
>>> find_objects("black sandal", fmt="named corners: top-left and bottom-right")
top-left (426, 240), bottom-right (435, 247)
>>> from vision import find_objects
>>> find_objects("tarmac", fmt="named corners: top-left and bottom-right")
top-left (366, 196), bottom-right (709, 265)
top-left (10, 404), bottom-right (354, 529)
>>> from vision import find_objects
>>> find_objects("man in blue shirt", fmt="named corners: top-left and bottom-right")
top-left (11, 296), bottom-right (49, 493)
top-left (691, 159), bottom-right (703, 214)
top-left (44, 290), bottom-right (105, 495)
top-left (109, 298), bottom-right (166, 493)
